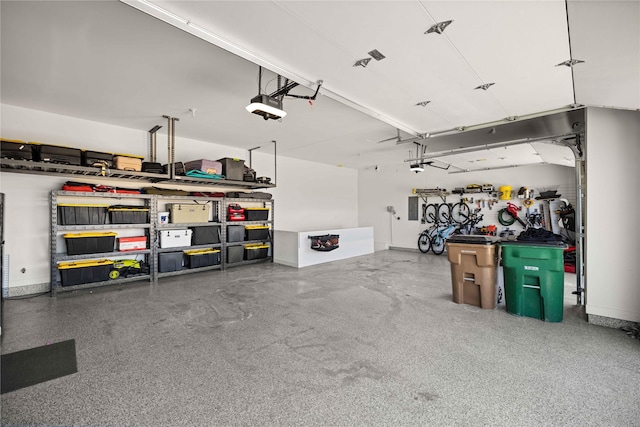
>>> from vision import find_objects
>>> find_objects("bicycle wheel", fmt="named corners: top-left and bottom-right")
top-left (418, 232), bottom-right (431, 253)
top-left (424, 204), bottom-right (437, 224)
top-left (431, 234), bottom-right (446, 255)
top-left (450, 202), bottom-right (471, 224)
top-left (437, 204), bottom-right (451, 223)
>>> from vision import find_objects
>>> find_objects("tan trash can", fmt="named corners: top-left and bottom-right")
top-left (446, 235), bottom-right (499, 309)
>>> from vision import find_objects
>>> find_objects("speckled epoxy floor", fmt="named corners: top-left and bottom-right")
top-left (1, 250), bottom-right (639, 426)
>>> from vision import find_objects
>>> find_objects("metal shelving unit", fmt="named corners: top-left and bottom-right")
top-left (223, 198), bottom-right (274, 267)
top-left (156, 264), bottom-right (222, 279)
top-left (49, 191), bottom-right (275, 295)
top-left (51, 191), bottom-right (156, 295)
top-left (1, 159), bottom-right (275, 190)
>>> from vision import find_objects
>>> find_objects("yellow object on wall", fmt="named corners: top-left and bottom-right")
top-left (499, 185), bottom-right (512, 200)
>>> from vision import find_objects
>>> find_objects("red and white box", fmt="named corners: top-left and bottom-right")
top-left (117, 236), bottom-right (147, 251)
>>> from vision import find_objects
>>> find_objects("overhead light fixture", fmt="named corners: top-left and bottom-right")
top-left (425, 20), bottom-right (453, 35)
top-left (556, 59), bottom-right (585, 67)
top-left (410, 163), bottom-right (425, 173)
top-left (353, 58), bottom-right (372, 68)
top-left (474, 83), bottom-right (495, 91)
top-left (246, 66), bottom-right (287, 120)
top-left (246, 94), bottom-right (286, 121)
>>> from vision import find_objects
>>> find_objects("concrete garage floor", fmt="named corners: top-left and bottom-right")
top-left (1, 249), bottom-right (639, 426)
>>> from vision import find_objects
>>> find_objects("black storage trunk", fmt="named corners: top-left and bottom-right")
top-left (227, 246), bottom-right (244, 263)
top-left (64, 232), bottom-right (116, 255)
top-left (58, 259), bottom-right (113, 286)
top-left (184, 249), bottom-right (221, 268)
top-left (108, 206), bottom-right (149, 224)
top-left (82, 150), bottom-right (113, 167)
top-left (159, 252), bottom-right (183, 272)
top-left (33, 144), bottom-right (82, 165)
top-left (1, 139), bottom-right (34, 160)
top-left (162, 162), bottom-right (185, 176)
top-left (191, 226), bottom-right (221, 245)
top-left (142, 162), bottom-right (164, 173)
top-left (57, 204), bottom-right (107, 225)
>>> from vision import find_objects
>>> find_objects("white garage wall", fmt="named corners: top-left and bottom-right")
top-left (0, 104), bottom-right (358, 295)
top-left (358, 162), bottom-right (576, 251)
top-left (585, 107), bottom-right (640, 324)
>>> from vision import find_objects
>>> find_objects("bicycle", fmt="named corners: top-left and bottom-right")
top-left (430, 221), bottom-right (463, 255)
top-left (418, 222), bottom-right (446, 253)
top-left (424, 201), bottom-right (470, 225)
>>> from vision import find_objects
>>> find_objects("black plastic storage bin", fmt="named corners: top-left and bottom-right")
top-left (1, 139), bottom-right (34, 160)
top-left (217, 157), bottom-right (245, 181)
top-left (244, 208), bottom-right (269, 221)
top-left (227, 225), bottom-right (245, 243)
top-left (158, 252), bottom-right (183, 272)
top-left (191, 226), bottom-right (221, 245)
top-left (227, 246), bottom-right (244, 263)
top-left (108, 205), bottom-right (149, 224)
top-left (81, 150), bottom-right (113, 167)
top-left (244, 244), bottom-right (269, 260)
top-left (64, 232), bottom-right (116, 255)
top-left (32, 143), bottom-right (82, 165)
top-left (57, 204), bottom-right (108, 225)
top-left (245, 225), bottom-right (270, 241)
top-left (58, 259), bottom-right (113, 286)
top-left (184, 249), bottom-right (221, 268)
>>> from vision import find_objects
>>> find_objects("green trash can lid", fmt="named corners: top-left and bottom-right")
top-left (447, 235), bottom-right (498, 245)
top-left (499, 240), bottom-right (567, 248)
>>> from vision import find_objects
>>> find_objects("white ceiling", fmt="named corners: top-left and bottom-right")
top-left (1, 1), bottom-right (638, 171)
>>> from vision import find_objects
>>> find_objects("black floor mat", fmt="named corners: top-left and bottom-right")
top-left (1, 339), bottom-right (77, 394)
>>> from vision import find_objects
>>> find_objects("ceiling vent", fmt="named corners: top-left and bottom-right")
top-left (556, 59), bottom-right (585, 67)
top-left (367, 49), bottom-right (386, 61)
top-left (425, 20), bottom-right (453, 35)
top-left (353, 58), bottom-right (372, 68)
top-left (474, 83), bottom-right (495, 91)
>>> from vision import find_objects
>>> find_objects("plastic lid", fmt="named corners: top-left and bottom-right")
top-left (58, 203), bottom-right (109, 207)
top-left (113, 153), bottom-right (144, 159)
top-left (108, 207), bottom-right (149, 211)
top-left (244, 207), bottom-right (269, 211)
top-left (1, 138), bottom-right (26, 143)
top-left (446, 235), bottom-right (498, 245)
top-left (58, 259), bottom-right (114, 269)
top-left (499, 240), bottom-right (568, 248)
top-left (183, 248), bottom-right (220, 255)
top-left (245, 225), bottom-right (270, 230)
top-left (244, 243), bottom-right (269, 249)
top-left (63, 232), bottom-right (117, 238)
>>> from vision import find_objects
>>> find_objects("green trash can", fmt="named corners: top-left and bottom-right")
top-left (500, 241), bottom-right (567, 322)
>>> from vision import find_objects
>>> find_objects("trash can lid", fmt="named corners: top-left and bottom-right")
top-left (499, 240), bottom-right (568, 248)
top-left (446, 235), bottom-right (498, 245)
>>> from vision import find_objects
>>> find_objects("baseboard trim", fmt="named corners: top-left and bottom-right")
top-left (7, 282), bottom-right (50, 298)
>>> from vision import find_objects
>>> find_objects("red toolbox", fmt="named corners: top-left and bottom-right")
top-left (117, 236), bottom-right (147, 251)
top-left (228, 204), bottom-right (244, 214)
top-left (228, 212), bottom-right (245, 221)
